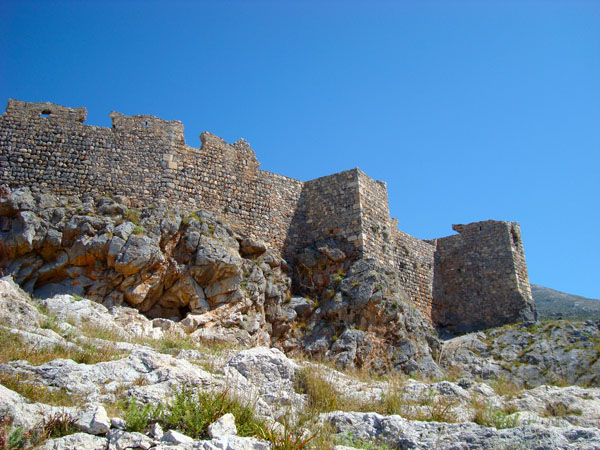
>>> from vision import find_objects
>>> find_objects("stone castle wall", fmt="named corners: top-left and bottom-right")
top-left (432, 221), bottom-right (535, 331)
top-left (0, 99), bottom-right (536, 330)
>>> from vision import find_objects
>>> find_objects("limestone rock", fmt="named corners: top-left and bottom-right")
top-left (108, 429), bottom-right (157, 450)
top-left (0, 276), bottom-right (44, 328)
top-left (75, 403), bottom-right (111, 435)
top-left (323, 411), bottom-right (600, 450)
top-left (240, 238), bottom-right (267, 258)
top-left (208, 413), bottom-right (237, 438)
top-left (36, 433), bottom-right (108, 450)
top-left (161, 429), bottom-right (194, 444)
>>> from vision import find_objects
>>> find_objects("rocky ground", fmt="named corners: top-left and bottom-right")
top-left (2, 186), bottom-right (600, 449)
top-left (1, 277), bottom-right (600, 449)
top-left (0, 187), bottom-right (440, 378)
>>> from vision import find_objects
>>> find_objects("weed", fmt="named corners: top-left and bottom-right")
top-left (132, 225), bottom-right (145, 235)
top-left (544, 402), bottom-right (583, 418)
top-left (0, 328), bottom-right (126, 366)
top-left (124, 208), bottom-right (141, 225)
top-left (0, 372), bottom-right (80, 407)
top-left (37, 411), bottom-right (77, 440)
top-left (294, 368), bottom-right (340, 413)
top-left (474, 404), bottom-right (520, 429)
top-left (121, 397), bottom-right (153, 432)
top-left (489, 376), bottom-right (522, 399)
top-left (39, 314), bottom-right (60, 333)
top-left (337, 432), bottom-right (391, 449)
top-left (7, 426), bottom-right (24, 450)
top-left (351, 281), bottom-right (361, 288)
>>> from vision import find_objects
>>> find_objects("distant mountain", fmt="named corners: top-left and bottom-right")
top-left (531, 284), bottom-right (600, 321)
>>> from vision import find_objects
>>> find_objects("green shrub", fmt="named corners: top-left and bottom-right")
top-left (156, 388), bottom-right (266, 439)
top-left (121, 397), bottom-right (153, 432)
top-left (132, 225), bottom-right (146, 235)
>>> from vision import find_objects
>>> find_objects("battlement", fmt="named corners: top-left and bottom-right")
top-left (0, 100), bottom-right (536, 330)
top-left (6, 99), bottom-right (87, 123)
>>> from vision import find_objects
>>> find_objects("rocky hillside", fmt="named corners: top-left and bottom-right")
top-left (0, 186), bottom-right (440, 378)
top-left (440, 320), bottom-right (600, 388)
top-left (2, 277), bottom-right (600, 449)
top-left (3, 186), bottom-right (600, 449)
top-left (532, 284), bottom-right (600, 321)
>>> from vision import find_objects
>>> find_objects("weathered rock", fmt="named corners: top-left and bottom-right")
top-left (108, 429), bottom-right (157, 450)
top-left (161, 429), bottom-right (194, 444)
top-left (208, 413), bottom-right (237, 438)
top-left (0, 384), bottom-right (70, 430)
top-left (0, 276), bottom-right (44, 328)
top-left (240, 238), bottom-right (267, 258)
top-left (441, 320), bottom-right (600, 388)
top-left (36, 433), bottom-right (108, 450)
top-left (323, 411), bottom-right (600, 450)
top-left (75, 403), bottom-right (110, 435)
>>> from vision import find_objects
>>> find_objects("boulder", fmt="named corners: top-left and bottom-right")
top-left (208, 413), bottom-right (237, 438)
top-left (75, 403), bottom-right (110, 435)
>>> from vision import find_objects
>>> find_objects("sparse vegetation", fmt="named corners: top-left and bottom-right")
top-left (0, 372), bottom-right (80, 407)
top-left (0, 412), bottom-right (77, 450)
top-left (124, 208), bottom-right (141, 225)
top-left (472, 396), bottom-right (520, 429)
top-left (132, 225), bottom-right (146, 235)
top-left (0, 327), bottom-right (127, 366)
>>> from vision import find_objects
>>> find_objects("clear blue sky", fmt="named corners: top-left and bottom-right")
top-left (1, 1), bottom-right (598, 298)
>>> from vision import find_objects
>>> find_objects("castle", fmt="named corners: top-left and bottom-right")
top-left (0, 99), bottom-right (536, 331)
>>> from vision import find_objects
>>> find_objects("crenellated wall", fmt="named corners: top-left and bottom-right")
top-left (0, 99), bottom-right (536, 330)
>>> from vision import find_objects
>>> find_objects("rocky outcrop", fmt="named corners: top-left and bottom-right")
top-left (0, 187), bottom-right (293, 348)
top-left (440, 320), bottom-right (600, 388)
top-left (292, 247), bottom-right (442, 378)
top-left (324, 411), bottom-right (600, 450)
top-left (0, 187), bottom-right (443, 377)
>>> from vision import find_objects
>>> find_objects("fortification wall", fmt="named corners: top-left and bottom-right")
top-left (0, 99), bottom-right (537, 331)
top-left (0, 100), bottom-right (305, 250)
top-left (285, 169), bottom-right (363, 259)
top-left (432, 220), bottom-right (536, 331)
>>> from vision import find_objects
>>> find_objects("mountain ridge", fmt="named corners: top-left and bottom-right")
top-left (532, 284), bottom-right (600, 321)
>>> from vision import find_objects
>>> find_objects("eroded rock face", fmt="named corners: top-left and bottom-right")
top-left (323, 411), bottom-right (600, 450)
top-left (0, 187), bottom-right (293, 348)
top-left (291, 249), bottom-right (442, 378)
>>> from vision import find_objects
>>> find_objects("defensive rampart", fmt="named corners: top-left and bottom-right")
top-left (0, 99), bottom-right (536, 330)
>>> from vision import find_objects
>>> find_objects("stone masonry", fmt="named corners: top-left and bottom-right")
top-left (0, 99), bottom-right (536, 330)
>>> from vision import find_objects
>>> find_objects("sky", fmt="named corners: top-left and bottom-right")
top-left (1, 0), bottom-right (598, 298)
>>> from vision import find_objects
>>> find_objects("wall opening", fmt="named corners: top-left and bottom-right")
top-left (511, 227), bottom-right (520, 248)
top-left (41, 109), bottom-right (51, 117)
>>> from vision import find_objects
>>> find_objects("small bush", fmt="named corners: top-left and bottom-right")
top-left (489, 376), bottom-right (522, 399)
top-left (121, 397), bottom-right (153, 433)
top-left (37, 411), bottom-right (77, 440)
top-left (121, 388), bottom-right (268, 440)
top-left (132, 225), bottom-right (146, 236)
top-left (294, 368), bottom-right (340, 413)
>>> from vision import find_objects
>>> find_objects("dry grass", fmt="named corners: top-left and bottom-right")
top-left (0, 327), bottom-right (127, 367)
top-left (488, 376), bottom-right (522, 399)
top-left (0, 372), bottom-right (82, 407)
